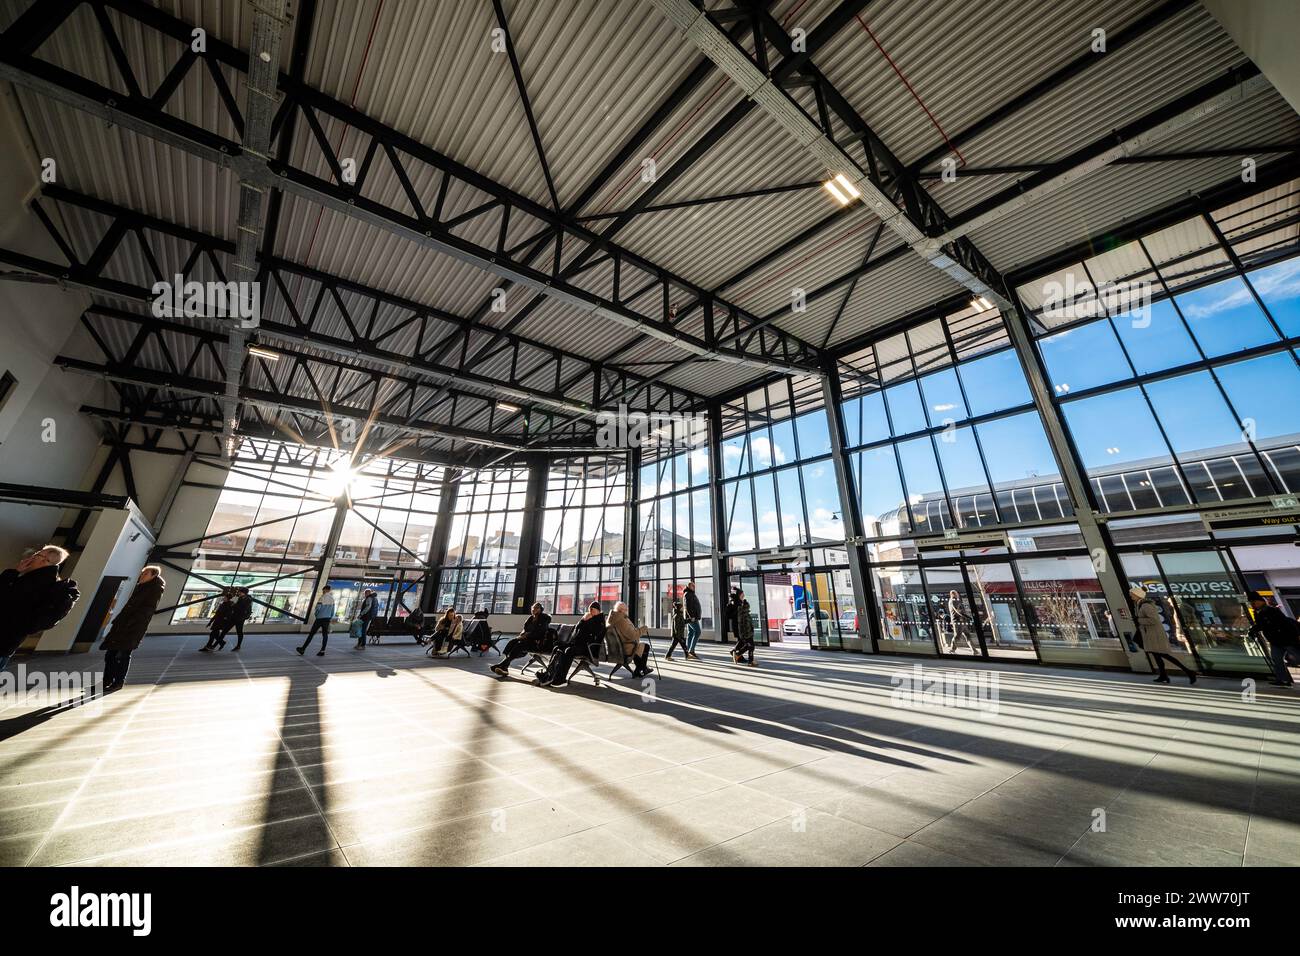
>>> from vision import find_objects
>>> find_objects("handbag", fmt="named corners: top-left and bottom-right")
top-left (350, 619), bottom-right (366, 640)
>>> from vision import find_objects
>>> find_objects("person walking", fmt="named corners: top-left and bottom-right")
top-left (227, 587), bottom-right (253, 651)
top-left (1132, 586), bottom-right (1196, 685)
top-left (201, 590), bottom-right (235, 652)
top-left (100, 566), bottom-right (166, 693)
top-left (683, 581), bottom-right (702, 661)
top-left (665, 599), bottom-right (690, 660)
top-left (491, 602), bottom-right (551, 676)
top-left (608, 601), bottom-right (652, 678)
top-left (297, 586), bottom-right (335, 656)
top-left (354, 588), bottom-right (379, 648)
top-left (947, 590), bottom-right (978, 654)
top-left (1247, 590), bottom-right (1299, 687)
top-left (732, 593), bottom-right (757, 666)
top-left (724, 587), bottom-right (742, 645)
top-left (0, 545), bottom-right (80, 671)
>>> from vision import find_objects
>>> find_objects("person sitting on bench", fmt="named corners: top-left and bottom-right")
top-left (407, 605), bottom-right (427, 644)
top-left (608, 601), bottom-right (652, 678)
top-left (539, 601), bottom-right (606, 687)
top-left (429, 606), bottom-right (461, 655)
top-left (491, 602), bottom-right (550, 676)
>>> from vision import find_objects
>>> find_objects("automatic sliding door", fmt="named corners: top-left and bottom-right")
top-left (965, 561), bottom-right (1039, 661)
top-left (871, 563), bottom-right (937, 654)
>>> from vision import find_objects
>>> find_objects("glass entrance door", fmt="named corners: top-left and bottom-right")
top-left (1121, 549), bottom-right (1272, 675)
top-left (964, 561), bottom-right (1040, 661)
top-left (729, 574), bottom-right (771, 646)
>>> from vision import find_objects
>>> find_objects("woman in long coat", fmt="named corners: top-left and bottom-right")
top-left (1131, 586), bottom-right (1195, 685)
top-left (101, 566), bottom-right (167, 692)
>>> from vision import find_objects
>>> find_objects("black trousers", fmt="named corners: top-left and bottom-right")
top-left (228, 620), bottom-right (245, 648)
top-left (103, 649), bottom-right (132, 687)
top-left (302, 619), bottom-right (331, 651)
top-left (666, 633), bottom-right (689, 656)
top-left (499, 637), bottom-right (540, 667)
top-left (1148, 651), bottom-right (1193, 680)
top-left (733, 635), bottom-right (755, 664)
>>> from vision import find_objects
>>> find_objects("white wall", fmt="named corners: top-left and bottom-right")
top-left (0, 84), bottom-right (106, 560)
top-left (1203, 0), bottom-right (1300, 116)
top-left (35, 503), bottom-right (155, 652)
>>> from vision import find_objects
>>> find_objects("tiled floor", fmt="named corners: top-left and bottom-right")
top-left (1, 636), bottom-right (1297, 866)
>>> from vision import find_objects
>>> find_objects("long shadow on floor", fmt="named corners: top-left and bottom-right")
top-left (255, 663), bottom-right (335, 865)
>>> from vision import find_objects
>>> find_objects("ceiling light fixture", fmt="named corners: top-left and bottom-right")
top-left (247, 345), bottom-right (280, 361)
top-left (497, 402), bottom-right (520, 413)
top-left (833, 173), bottom-right (860, 200)
top-left (971, 296), bottom-right (993, 311)
top-left (823, 179), bottom-right (849, 205)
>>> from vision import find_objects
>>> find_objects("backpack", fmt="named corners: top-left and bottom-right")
top-left (33, 578), bottom-right (80, 632)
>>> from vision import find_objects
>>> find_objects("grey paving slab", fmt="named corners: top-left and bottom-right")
top-left (0, 637), bottom-right (1296, 866)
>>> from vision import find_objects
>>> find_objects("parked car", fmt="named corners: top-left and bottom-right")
top-left (837, 610), bottom-right (858, 634)
top-left (782, 609), bottom-right (832, 637)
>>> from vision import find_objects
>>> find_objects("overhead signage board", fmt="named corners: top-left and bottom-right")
top-left (915, 530), bottom-right (1009, 553)
top-left (1201, 501), bottom-right (1300, 533)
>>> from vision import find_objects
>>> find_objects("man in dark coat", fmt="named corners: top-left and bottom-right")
top-left (491, 602), bottom-right (551, 677)
top-left (101, 566), bottom-right (166, 692)
top-left (0, 545), bottom-right (79, 670)
top-left (1248, 590), bottom-right (1299, 687)
top-left (227, 586), bottom-right (253, 651)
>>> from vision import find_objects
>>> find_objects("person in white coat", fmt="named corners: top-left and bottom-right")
top-left (1131, 586), bottom-right (1196, 685)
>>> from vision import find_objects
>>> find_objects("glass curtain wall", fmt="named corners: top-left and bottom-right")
top-left (717, 376), bottom-right (851, 646)
top-left (168, 440), bottom-right (345, 625)
top-left (636, 443), bottom-right (713, 630)
top-left (537, 455), bottom-right (626, 615)
top-left (1014, 180), bottom-right (1300, 674)
top-left (437, 465), bottom-right (529, 613)
top-left (168, 439), bottom-right (445, 626)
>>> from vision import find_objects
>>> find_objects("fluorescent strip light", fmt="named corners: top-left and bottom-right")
top-left (823, 180), bottom-right (849, 205)
top-left (833, 173), bottom-right (860, 199)
top-left (497, 402), bottom-right (520, 413)
top-left (971, 296), bottom-right (993, 311)
top-left (247, 346), bottom-right (280, 361)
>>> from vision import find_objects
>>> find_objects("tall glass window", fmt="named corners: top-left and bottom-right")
top-left (1020, 214), bottom-right (1300, 513)
top-left (841, 303), bottom-right (1068, 540)
top-left (537, 455), bottom-right (626, 615)
top-left (437, 465), bottom-right (528, 613)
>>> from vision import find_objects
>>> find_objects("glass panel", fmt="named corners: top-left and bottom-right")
top-left (934, 426), bottom-right (993, 528)
top-left (1110, 299), bottom-right (1202, 374)
top-left (872, 564), bottom-right (936, 653)
top-left (957, 348), bottom-right (1032, 416)
top-left (854, 446), bottom-right (907, 538)
top-left (884, 380), bottom-right (927, 436)
top-left (1143, 371), bottom-right (1268, 502)
top-left (1174, 276), bottom-right (1279, 357)
top-left (1039, 319), bottom-right (1132, 394)
top-left (965, 562), bottom-right (1038, 660)
top-left (799, 461), bottom-right (843, 543)
top-left (918, 367), bottom-right (969, 426)
top-left (924, 565), bottom-right (981, 657)
top-left (1060, 387), bottom-right (1170, 477)
top-left (1247, 258), bottom-right (1300, 337)
top-left (895, 436), bottom-right (950, 535)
